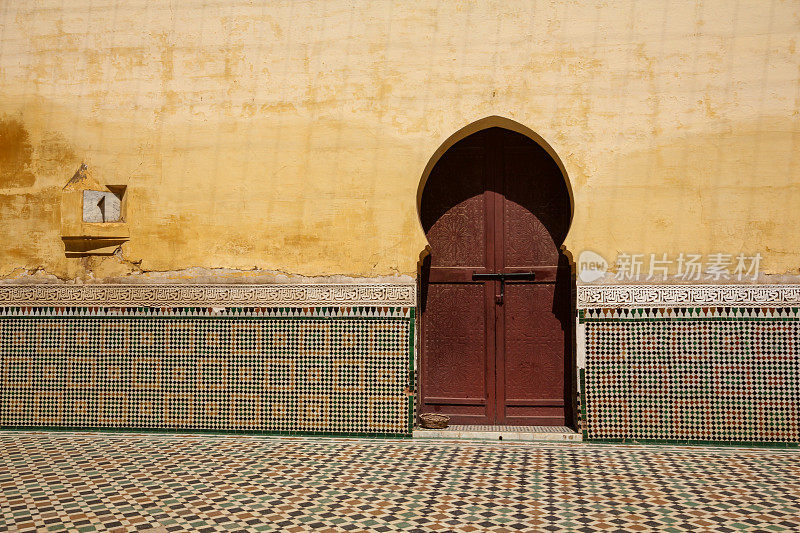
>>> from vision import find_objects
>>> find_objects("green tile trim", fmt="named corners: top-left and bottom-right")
top-left (407, 308), bottom-right (416, 434)
top-left (0, 425), bottom-right (412, 439)
top-left (581, 317), bottom-right (800, 323)
top-left (584, 437), bottom-right (800, 449)
top-left (579, 368), bottom-right (588, 441)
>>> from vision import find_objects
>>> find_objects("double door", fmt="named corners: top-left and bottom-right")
top-left (419, 127), bottom-right (571, 426)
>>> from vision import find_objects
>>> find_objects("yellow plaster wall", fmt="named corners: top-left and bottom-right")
top-left (0, 0), bottom-right (798, 280)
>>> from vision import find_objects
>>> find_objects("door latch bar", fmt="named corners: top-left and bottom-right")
top-left (472, 271), bottom-right (536, 305)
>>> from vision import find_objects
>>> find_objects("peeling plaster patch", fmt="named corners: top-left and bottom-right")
top-left (2, 263), bottom-right (798, 288)
top-left (0, 266), bottom-right (415, 286)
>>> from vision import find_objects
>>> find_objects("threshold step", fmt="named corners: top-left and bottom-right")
top-left (413, 425), bottom-right (582, 442)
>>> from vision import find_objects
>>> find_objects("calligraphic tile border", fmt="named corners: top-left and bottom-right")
top-left (0, 284), bottom-right (417, 308)
top-left (577, 284), bottom-right (800, 309)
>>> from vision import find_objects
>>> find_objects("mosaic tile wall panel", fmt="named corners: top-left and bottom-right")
top-left (0, 307), bottom-right (413, 436)
top-left (581, 307), bottom-right (800, 444)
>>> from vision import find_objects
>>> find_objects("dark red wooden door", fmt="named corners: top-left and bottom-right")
top-left (420, 127), bottom-right (572, 426)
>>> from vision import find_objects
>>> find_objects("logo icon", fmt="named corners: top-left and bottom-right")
top-left (578, 250), bottom-right (608, 283)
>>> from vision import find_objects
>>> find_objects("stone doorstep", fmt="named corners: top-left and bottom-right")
top-left (412, 425), bottom-right (582, 442)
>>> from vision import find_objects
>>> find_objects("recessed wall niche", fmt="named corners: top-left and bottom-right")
top-left (83, 187), bottom-right (126, 223)
top-left (61, 164), bottom-right (129, 257)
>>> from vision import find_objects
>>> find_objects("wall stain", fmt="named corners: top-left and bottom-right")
top-left (0, 190), bottom-right (61, 268)
top-left (35, 131), bottom-right (77, 176)
top-left (0, 117), bottom-right (36, 188)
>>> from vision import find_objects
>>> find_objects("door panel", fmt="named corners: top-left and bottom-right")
top-left (501, 282), bottom-right (566, 425)
top-left (502, 145), bottom-right (568, 268)
top-left (422, 283), bottom-right (491, 422)
top-left (497, 141), bottom-right (570, 425)
top-left (422, 147), bottom-right (488, 269)
top-left (420, 136), bottom-right (495, 424)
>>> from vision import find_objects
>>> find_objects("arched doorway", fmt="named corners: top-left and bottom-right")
top-left (419, 124), bottom-right (574, 426)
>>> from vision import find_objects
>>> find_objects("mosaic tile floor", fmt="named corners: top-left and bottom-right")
top-left (1, 432), bottom-right (799, 532)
